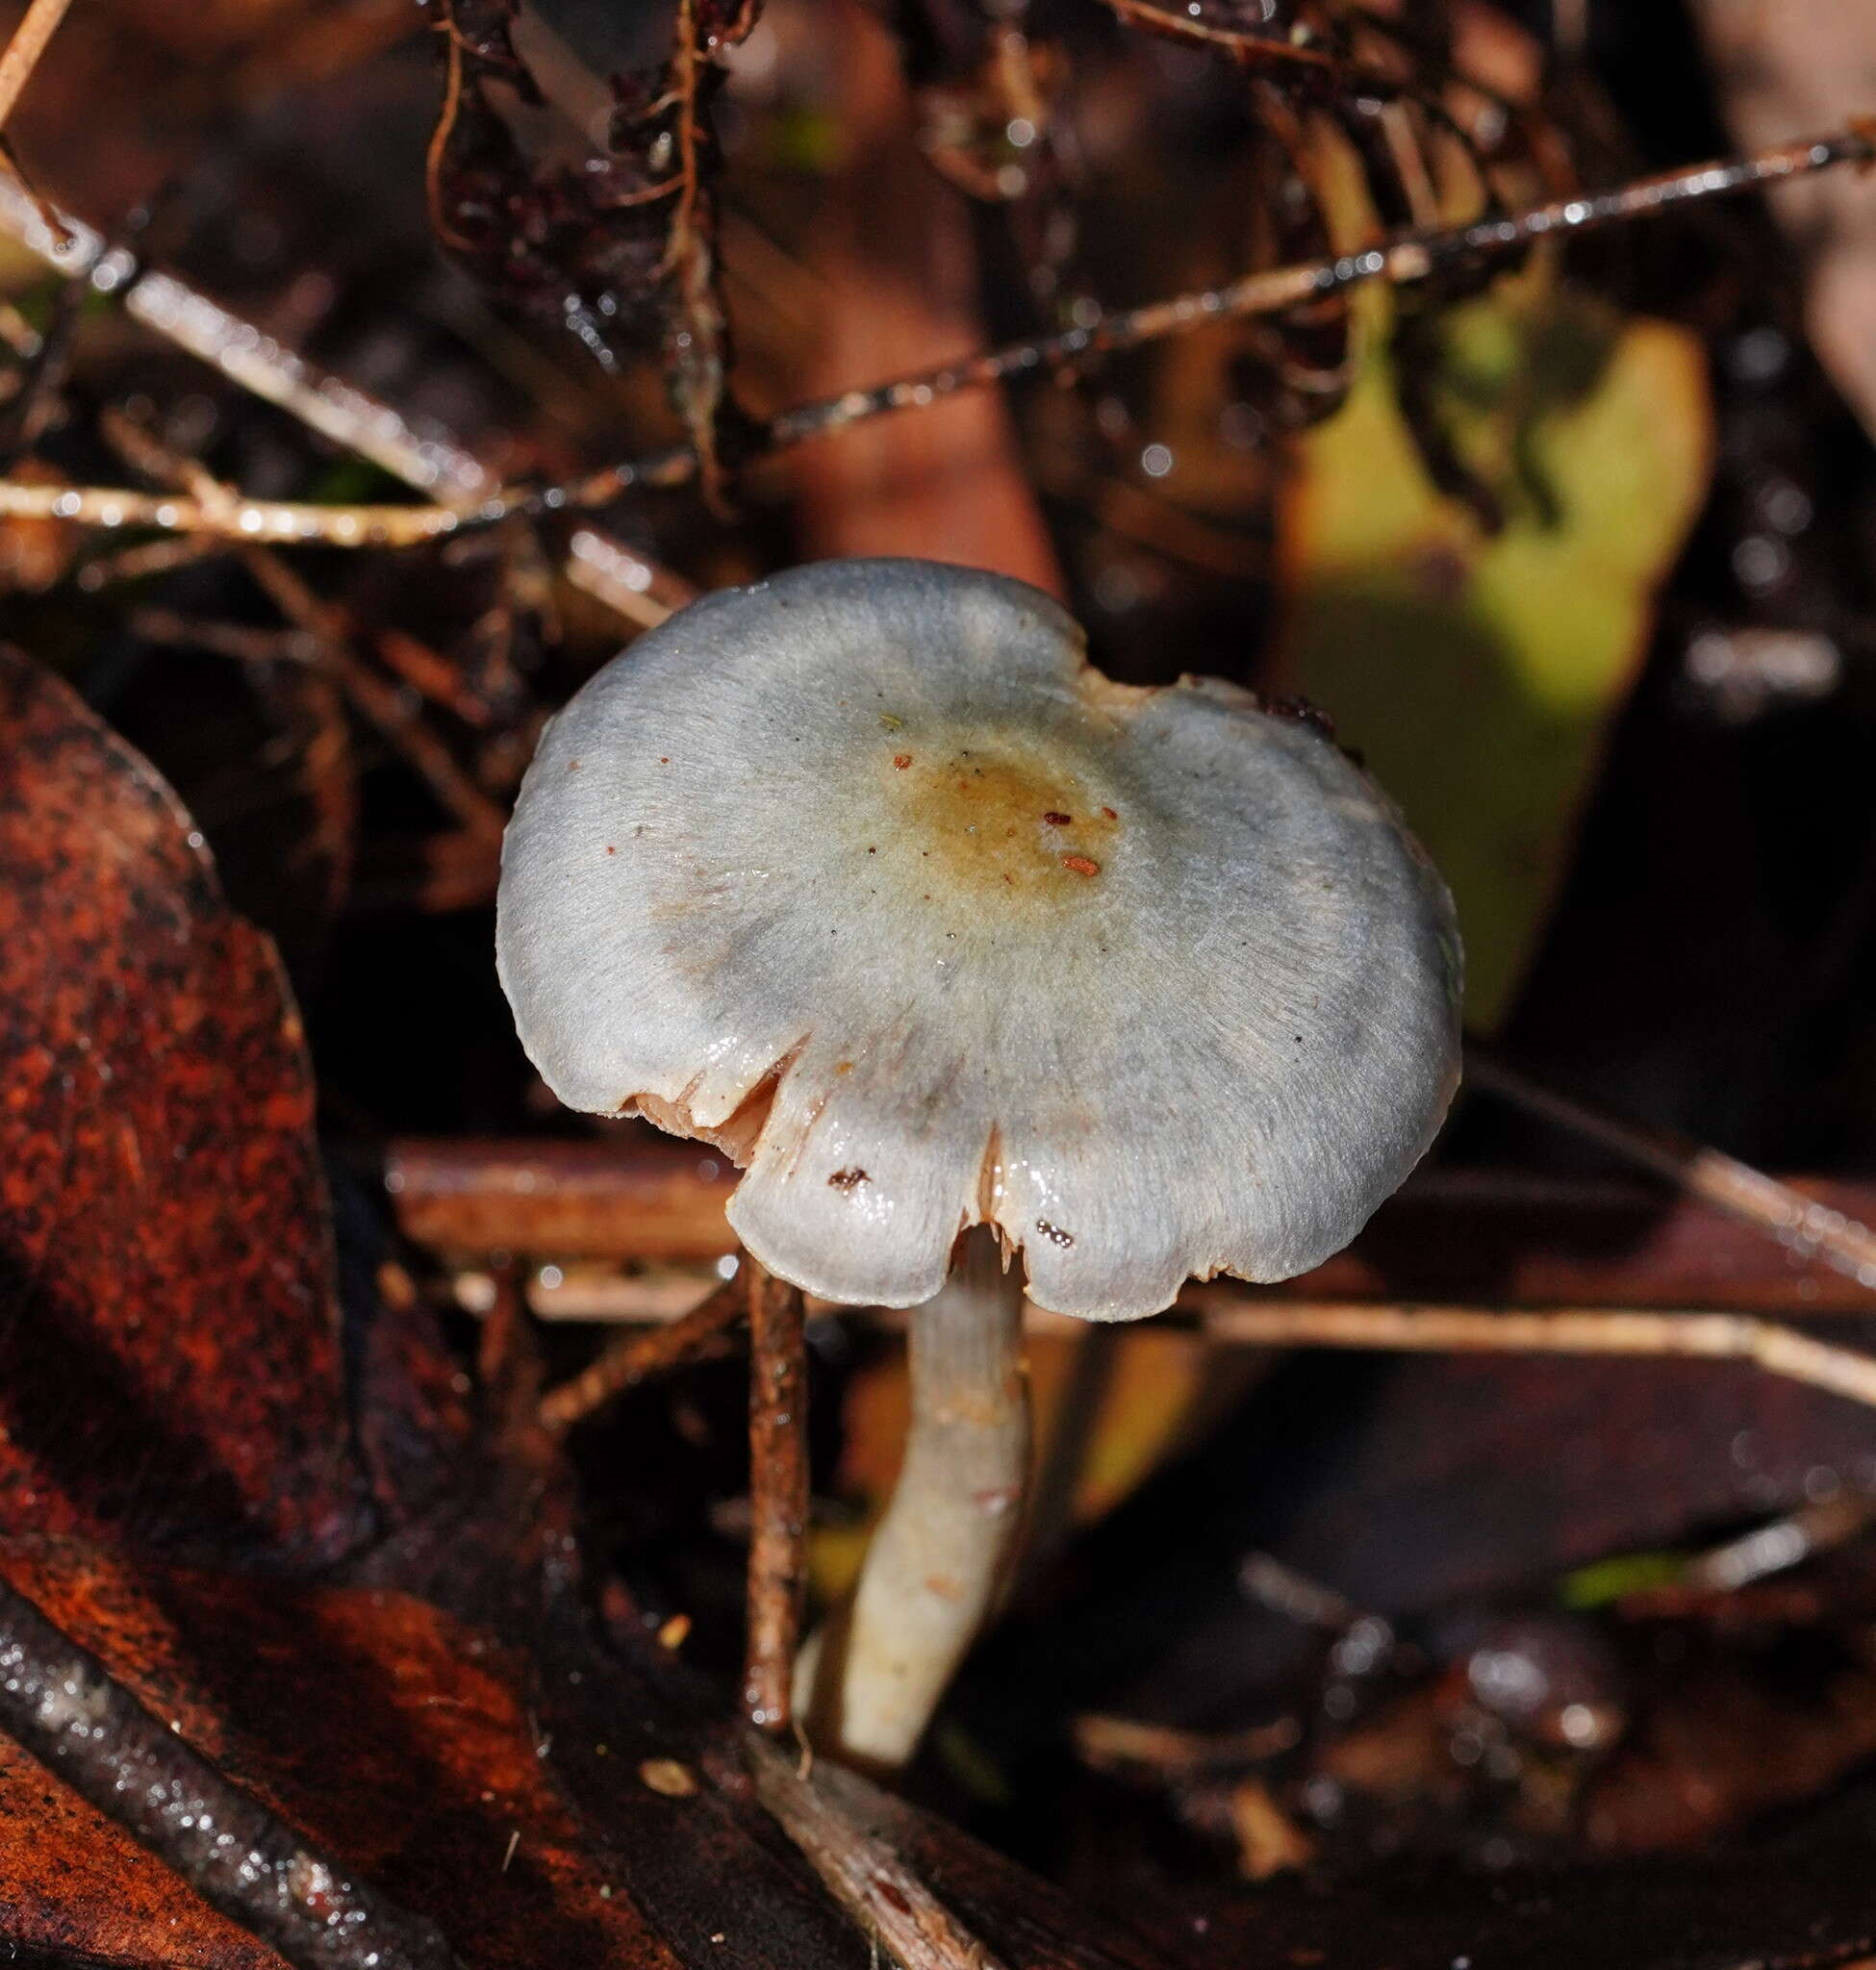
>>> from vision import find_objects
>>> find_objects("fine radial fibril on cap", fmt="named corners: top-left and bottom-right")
top-left (496, 556), bottom-right (1462, 1319)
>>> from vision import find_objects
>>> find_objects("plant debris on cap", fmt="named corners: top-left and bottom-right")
top-left (496, 558), bottom-right (1461, 1320)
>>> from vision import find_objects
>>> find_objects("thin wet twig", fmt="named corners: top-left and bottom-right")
top-left (0, 476), bottom-right (466, 543)
top-left (246, 552), bottom-right (509, 840)
top-left (98, 411), bottom-right (510, 841)
top-left (0, 0), bottom-right (73, 134)
top-left (0, 173), bottom-right (687, 626)
top-left (0, 169), bottom-right (486, 499)
top-left (392, 1137), bottom-right (1876, 1316)
top-left (1180, 1293), bottom-right (1876, 1413)
top-left (507, 121), bottom-right (1876, 517)
top-left (745, 1260), bottom-right (809, 1734)
top-left (0, 1572), bottom-right (461, 1970)
top-left (1072, 1711), bottom-right (1302, 1777)
top-left (2, 126), bottom-right (1871, 550)
top-left (1684, 1494), bottom-right (1873, 1594)
top-left (537, 1274), bottom-right (744, 1433)
top-left (1467, 1045), bottom-right (1876, 1291)
top-left (745, 1730), bottom-right (1009, 1970)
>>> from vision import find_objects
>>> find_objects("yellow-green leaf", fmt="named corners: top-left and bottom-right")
top-left (1277, 284), bottom-right (1712, 1026)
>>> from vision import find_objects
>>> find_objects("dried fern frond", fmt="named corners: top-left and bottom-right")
top-left (426, 0), bottom-right (763, 497)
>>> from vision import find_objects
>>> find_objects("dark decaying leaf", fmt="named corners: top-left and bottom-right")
top-left (0, 646), bottom-right (368, 1568)
top-left (1123, 1850), bottom-right (1876, 1970)
top-left (978, 1342), bottom-right (1876, 1772)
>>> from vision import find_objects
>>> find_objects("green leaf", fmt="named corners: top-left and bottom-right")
top-left (1277, 282), bottom-right (1712, 1027)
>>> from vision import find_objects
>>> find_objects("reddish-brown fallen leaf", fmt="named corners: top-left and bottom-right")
top-left (783, 0), bottom-right (1066, 592)
top-left (0, 1538), bottom-right (678, 1970)
top-left (0, 646), bottom-right (368, 1565)
top-left (0, 1529), bottom-right (1184, 1970)
top-left (1692, 0), bottom-right (1876, 439)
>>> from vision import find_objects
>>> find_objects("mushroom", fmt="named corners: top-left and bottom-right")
top-left (496, 556), bottom-right (1461, 1766)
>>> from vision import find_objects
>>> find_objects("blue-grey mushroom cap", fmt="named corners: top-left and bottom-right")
top-left (496, 557), bottom-right (1461, 1319)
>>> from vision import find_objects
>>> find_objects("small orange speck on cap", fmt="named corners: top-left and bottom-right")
top-left (893, 753), bottom-right (912, 770)
top-left (1061, 853), bottom-right (1101, 877)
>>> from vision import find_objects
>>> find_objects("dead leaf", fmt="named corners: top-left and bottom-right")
top-left (0, 1538), bottom-right (679, 1970)
top-left (782, 0), bottom-right (1066, 593)
top-left (1692, 0), bottom-right (1876, 440)
top-left (0, 645), bottom-right (368, 1565)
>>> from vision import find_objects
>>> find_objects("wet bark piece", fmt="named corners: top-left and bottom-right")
top-left (0, 646), bottom-right (367, 1564)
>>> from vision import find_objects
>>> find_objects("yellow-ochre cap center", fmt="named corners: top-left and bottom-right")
top-left (872, 737), bottom-right (1122, 899)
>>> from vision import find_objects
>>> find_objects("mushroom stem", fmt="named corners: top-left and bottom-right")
top-left (806, 1226), bottom-right (1029, 1767)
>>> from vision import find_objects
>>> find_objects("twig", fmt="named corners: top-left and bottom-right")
top-left (423, 8), bottom-right (473, 254)
top-left (1684, 1494), bottom-right (1872, 1595)
top-left (565, 525), bottom-right (693, 624)
top-left (97, 412), bottom-right (510, 841)
top-left (3, 126), bottom-right (1871, 548)
top-left (1180, 1292), bottom-right (1876, 1413)
top-left (385, 1137), bottom-right (1876, 1316)
top-left (0, 170), bottom-right (487, 498)
top-left (0, 172), bottom-right (687, 626)
top-left (1467, 1046), bottom-right (1876, 1291)
top-left (537, 1274), bottom-right (744, 1433)
top-left (0, 0), bottom-right (72, 133)
top-left (506, 121), bottom-right (1876, 516)
top-left (130, 607), bottom-right (320, 667)
top-left (1237, 1553), bottom-right (1361, 1630)
top-left (473, 1258), bottom-right (526, 1396)
top-left (77, 531), bottom-right (225, 589)
top-left (1072, 1711), bottom-right (1301, 1777)
top-left (0, 1572), bottom-right (460, 1970)
top-left (745, 1730), bottom-right (1009, 1970)
top-left (249, 550), bottom-right (509, 839)
top-left (523, 1280), bottom-right (1876, 1418)
top-left (0, 475), bottom-right (465, 543)
top-left (374, 625), bottom-right (499, 726)
top-left (385, 1134), bottom-right (739, 1266)
top-left (745, 1259), bottom-right (809, 1734)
